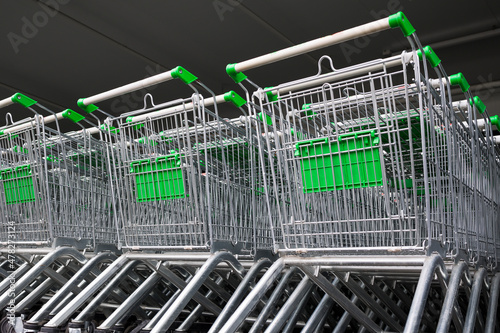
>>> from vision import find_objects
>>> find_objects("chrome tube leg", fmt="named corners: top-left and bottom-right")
top-left (485, 273), bottom-right (500, 333)
top-left (0, 247), bottom-right (87, 309)
top-left (43, 254), bottom-right (130, 329)
top-left (299, 265), bottom-right (381, 333)
top-left (150, 252), bottom-right (245, 333)
top-left (404, 255), bottom-right (447, 333)
top-left (26, 252), bottom-right (117, 325)
top-left (436, 262), bottom-right (468, 333)
top-left (209, 258), bottom-right (272, 333)
top-left (248, 267), bottom-right (298, 333)
top-left (301, 279), bottom-right (340, 333)
top-left (219, 258), bottom-right (285, 333)
top-left (97, 272), bottom-right (162, 330)
top-left (463, 267), bottom-right (487, 333)
top-left (263, 276), bottom-right (313, 332)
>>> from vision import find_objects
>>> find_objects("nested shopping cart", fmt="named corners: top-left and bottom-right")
top-left (0, 93), bottom-right (115, 249)
top-left (217, 12), bottom-right (500, 333)
top-left (225, 11), bottom-right (500, 266)
top-left (77, 66), bottom-right (276, 254)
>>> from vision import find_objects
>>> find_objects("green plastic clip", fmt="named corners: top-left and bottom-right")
top-left (258, 112), bottom-right (273, 126)
top-left (171, 66), bottom-right (198, 84)
top-left (416, 46), bottom-right (441, 68)
top-left (265, 87), bottom-right (278, 102)
top-left (125, 116), bottom-right (144, 130)
top-left (226, 63), bottom-right (247, 83)
top-left (449, 73), bottom-right (470, 92)
top-left (223, 91), bottom-right (247, 107)
top-left (489, 115), bottom-right (499, 128)
top-left (62, 109), bottom-right (85, 123)
top-left (388, 12), bottom-right (415, 37)
top-left (100, 124), bottom-right (120, 134)
top-left (470, 96), bottom-right (486, 114)
top-left (11, 93), bottom-right (37, 108)
top-left (77, 98), bottom-right (99, 113)
top-left (302, 104), bottom-right (318, 118)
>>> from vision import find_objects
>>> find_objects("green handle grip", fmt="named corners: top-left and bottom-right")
top-left (470, 96), bottom-right (486, 114)
top-left (490, 115), bottom-right (499, 127)
top-left (449, 73), bottom-right (470, 92)
top-left (61, 109), bottom-right (85, 123)
top-left (11, 93), bottom-right (37, 107)
top-left (416, 46), bottom-right (441, 68)
top-left (388, 12), bottom-right (415, 37)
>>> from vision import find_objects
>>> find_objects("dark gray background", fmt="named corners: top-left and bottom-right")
top-left (1, 0), bottom-right (499, 131)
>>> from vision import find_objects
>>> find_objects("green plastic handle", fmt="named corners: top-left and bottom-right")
top-left (470, 96), bottom-right (486, 114)
top-left (61, 109), bottom-right (85, 123)
top-left (388, 12), bottom-right (415, 37)
top-left (416, 46), bottom-right (441, 68)
top-left (11, 93), bottom-right (37, 107)
top-left (490, 115), bottom-right (499, 127)
top-left (171, 66), bottom-right (198, 84)
top-left (223, 91), bottom-right (247, 107)
top-left (449, 73), bottom-right (470, 92)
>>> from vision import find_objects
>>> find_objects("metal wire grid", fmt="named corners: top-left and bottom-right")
top-left (105, 95), bottom-right (272, 252)
top-left (0, 111), bottom-right (114, 247)
top-left (249, 54), bottom-right (499, 258)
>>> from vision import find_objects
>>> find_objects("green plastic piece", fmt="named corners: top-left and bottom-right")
top-left (449, 73), bottom-right (470, 92)
top-left (124, 118), bottom-right (144, 130)
top-left (138, 137), bottom-right (159, 146)
top-left (61, 109), bottom-right (85, 123)
top-left (490, 115), bottom-right (499, 127)
top-left (294, 130), bottom-right (383, 193)
top-left (77, 98), bottom-right (99, 113)
top-left (0, 164), bottom-right (36, 205)
top-left (302, 104), bottom-right (318, 119)
top-left (470, 96), bottom-right (486, 114)
top-left (171, 66), bottom-right (198, 84)
top-left (11, 93), bottom-right (36, 108)
top-left (416, 46), bottom-right (441, 68)
top-left (388, 11), bottom-right (415, 37)
top-left (226, 63), bottom-right (247, 83)
top-left (129, 153), bottom-right (185, 202)
top-left (258, 112), bottom-right (273, 126)
top-left (13, 145), bottom-right (28, 154)
top-left (265, 87), bottom-right (278, 102)
top-left (223, 91), bottom-right (246, 107)
top-left (100, 124), bottom-right (120, 134)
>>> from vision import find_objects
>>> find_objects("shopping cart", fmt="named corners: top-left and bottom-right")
top-left (0, 93), bottom-right (119, 327)
top-left (26, 69), bottom-right (281, 333)
top-left (218, 11), bottom-right (500, 333)
top-left (225, 12), bottom-right (500, 266)
top-left (76, 66), bottom-right (277, 255)
top-left (0, 93), bottom-right (114, 249)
